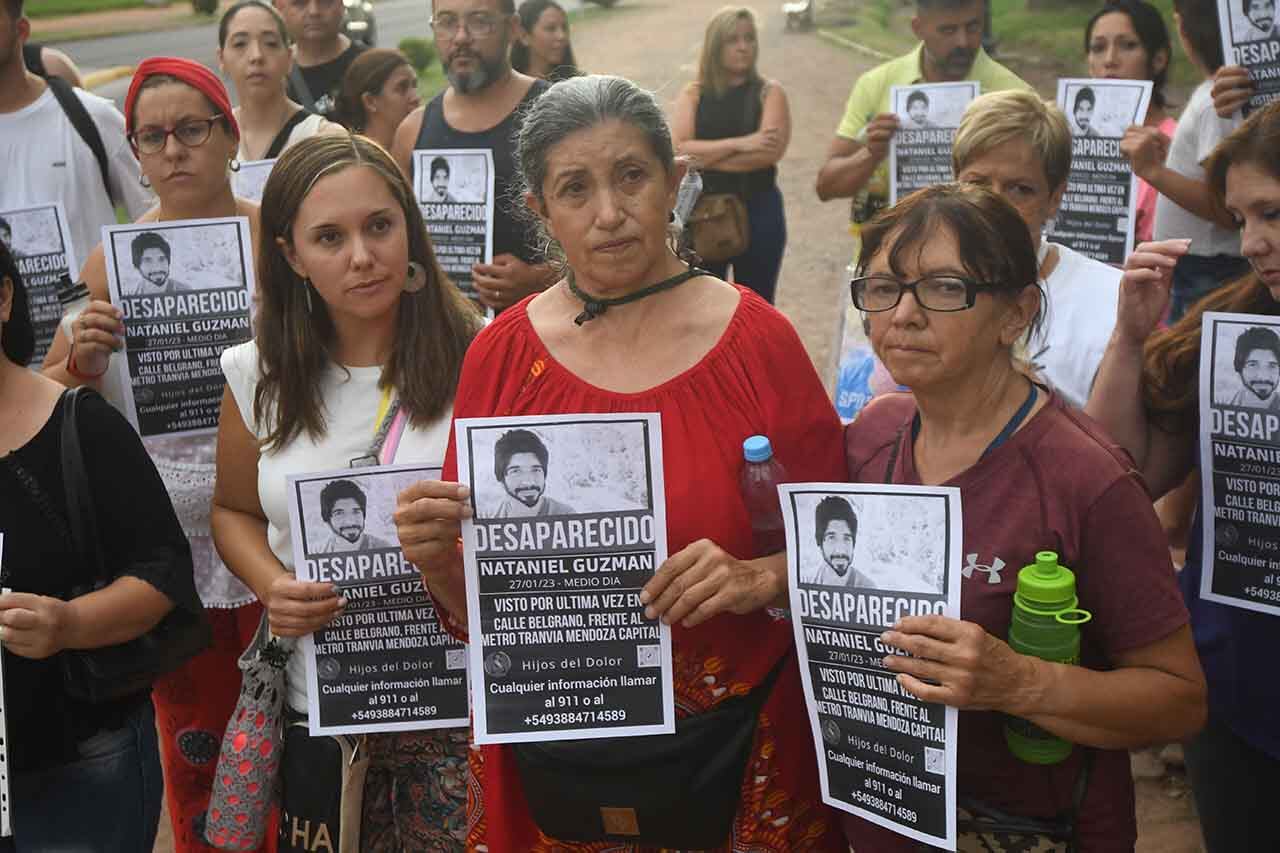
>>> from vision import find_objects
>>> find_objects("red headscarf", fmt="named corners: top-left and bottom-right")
top-left (124, 56), bottom-right (240, 145)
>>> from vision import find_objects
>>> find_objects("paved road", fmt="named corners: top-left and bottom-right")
top-left (52, 0), bottom-right (593, 106)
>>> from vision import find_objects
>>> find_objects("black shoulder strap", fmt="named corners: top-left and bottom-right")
top-left (59, 387), bottom-right (108, 592)
top-left (47, 77), bottom-right (112, 201)
top-left (264, 110), bottom-right (311, 160)
top-left (287, 64), bottom-right (318, 114)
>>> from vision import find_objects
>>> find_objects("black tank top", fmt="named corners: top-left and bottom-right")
top-left (694, 80), bottom-right (776, 198)
top-left (414, 80), bottom-right (550, 264)
top-left (23, 42), bottom-right (48, 78)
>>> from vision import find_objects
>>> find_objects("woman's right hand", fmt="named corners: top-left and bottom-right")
top-left (265, 575), bottom-right (344, 637)
top-left (395, 481), bottom-right (469, 577)
top-left (1211, 65), bottom-right (1253, 118)
top-left (1120, 125), bottom-right (1169, 182)
top-left (1115, 239), bottom-right (1189, 345)
top-left (67, 299), bottom-right (124, 378)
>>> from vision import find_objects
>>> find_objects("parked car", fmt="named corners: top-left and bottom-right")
top-left (344, 0), bottom-right (376, 47)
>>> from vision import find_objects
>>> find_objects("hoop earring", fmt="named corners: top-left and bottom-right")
top-left (404, 261), bottom-right (426, 293)
top-left (140, 173), bottom-right (152, 188)
top-left (304, 278), bottom-right (314, 312)
top-left (229, 158), bottom-right (241, 173)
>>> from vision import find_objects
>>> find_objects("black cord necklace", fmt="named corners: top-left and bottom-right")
top-left (566, 264), bottom-right (707, 326)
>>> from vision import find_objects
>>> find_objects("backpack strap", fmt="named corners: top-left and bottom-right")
top-left (47, 76), bottom-right (113, 202)
top-left (287, 65), bottom-right (318, 114)
top-left (263, 109), bottom-right (311, 160)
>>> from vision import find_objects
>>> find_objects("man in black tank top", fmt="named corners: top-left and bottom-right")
top-left (392, 0), bottom-right (552, 313)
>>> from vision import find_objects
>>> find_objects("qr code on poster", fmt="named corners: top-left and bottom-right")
top-left (924, 747), bottom-right (945, 775)
top-left (445, 648), bottom-right (467, 670)
top-left (636, 645), bottom-right (661, 668)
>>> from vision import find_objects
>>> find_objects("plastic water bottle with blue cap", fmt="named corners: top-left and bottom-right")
top-left (740, 435), bottom-right (788, 558)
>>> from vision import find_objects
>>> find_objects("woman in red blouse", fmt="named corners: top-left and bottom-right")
top-left (394, 75), bottom-right (846, 851)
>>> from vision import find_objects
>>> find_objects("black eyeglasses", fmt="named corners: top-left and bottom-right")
top-left (430, 11), bottom-right (501, 39)
top-left (850, 274), bottom-right (999, 313)
top-left (129, 115), bottom-right (225, 155)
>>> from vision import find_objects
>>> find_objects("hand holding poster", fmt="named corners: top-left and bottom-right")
top-left (1199, 312), bottom-right (1280, 615)
top-left (456, 413), bottom-right (674, 744)
top-left (413, 150), bottom-right (495, 304)
top-left (103, 217), bottom-right (255, 438)
top-left (889, 82), bottom-right (979, 204)
top-left (232, 159), bottom-right (276, 203)
top-left (1218, 0), bottom-right (1280, 114)
top-left (289, 464), bottom-right (469, 734)
top-left (1, 203), bottom-right (77, 367)
top-left (1050, 79), bottom-right (1152, 265)
top-left (783, 484), bottom-right (961, 849)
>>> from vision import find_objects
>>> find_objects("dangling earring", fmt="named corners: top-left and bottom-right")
top-left (303, 278), bottom-right (314, 312)
top-left (229, 158), bottom-right (241, 173)
top-left (404, 261), bottom-right (426, 293)
top-left (140, 173), bottom-right (152, 188)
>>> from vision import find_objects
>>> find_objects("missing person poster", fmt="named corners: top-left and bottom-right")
top-left (456, 413), bottom-right (675, 744)
top-left (413, 149), bottom-right (495, 303)
top-left (1050, 78), bottom-right (1152, 266)
top-left (1, 203), bottom-right (77, 367)
top-left (888, 82), bottom-right (979, 204)
top-left (103, 217), bottom-right (254, 438)
top-left (1198, 312), bottom-right (1280, 616)
top-left (783, 483), bottom-right (962, 850)
top-left (232, 159), bottom-right (276, 203)
top-left (1219, 0), bottom-right (1280, 114)
top-left (289, 464), bottom-right (470, 735)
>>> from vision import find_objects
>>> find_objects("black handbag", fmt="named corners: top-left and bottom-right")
top-left (510, 651), bottom-right (790, 848)
top-left (57, 387), bottom-right (211, 704)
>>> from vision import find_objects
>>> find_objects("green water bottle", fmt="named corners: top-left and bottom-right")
top-left (1003, 551), bottom-right (1092, 765)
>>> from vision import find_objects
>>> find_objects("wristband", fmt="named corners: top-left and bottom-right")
top-left (65, 344), bottom-right (107, 381)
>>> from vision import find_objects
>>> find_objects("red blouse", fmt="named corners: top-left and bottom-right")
top-left (443, 286), bottom-right (849, 852)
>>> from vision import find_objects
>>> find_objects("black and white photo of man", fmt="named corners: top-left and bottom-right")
top-left (1228, 327), bottom-right (1280, 410)
top-left (425, 156), bottom-right (456, 203)
top-left (128, 231), bottom-right (191, 295)
top-left (316, 479), bottom-right (393, 552)
top-left (1072, 87), bottom-right (1099, 137)
top-left (486, 429), bottom-right (576, 518)
top-left (0, 216), bottom-right (12, 254)
top-left (1242, 0), bottom-right (1276, 40)
top-left (811, 496), bottom-right (868, 587)
top-left (904, 90), bottom-right (937, 129)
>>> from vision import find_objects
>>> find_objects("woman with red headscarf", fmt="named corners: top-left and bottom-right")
top-left (41, 57), bottom-right (271, 853)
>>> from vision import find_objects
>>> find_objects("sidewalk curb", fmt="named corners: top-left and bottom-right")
top-left (816, 28), bottom-right (895, 63)
top-left (84, 65), bottom-right (135, 90)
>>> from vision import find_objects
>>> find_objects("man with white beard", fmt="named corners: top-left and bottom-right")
top-left (393, 0), bottom-right (553, 312)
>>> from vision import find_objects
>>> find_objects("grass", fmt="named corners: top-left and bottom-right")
top-left (24, 0), bottom-right (155, 18)
top-left (416, 62), bottom-right (448, 103)
top-left (819, 0), bottom-right (1202, 105)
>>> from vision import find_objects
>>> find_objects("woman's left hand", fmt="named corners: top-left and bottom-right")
top-left (880, 615), bottom-right (1040, 713)
top-left (0, 592), bottom-right (73, 660)
top-left (640, 539), bottom-right (780, 629)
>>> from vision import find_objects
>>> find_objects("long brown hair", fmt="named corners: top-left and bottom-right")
top-left (332, 49), bottom-right (412, 132)
top-left (1143, 102), bottom-right (1280, 432)
top-left (254, 133), bottom-right (480, 451)
top-left (696, 6), bottom-right (762, 97)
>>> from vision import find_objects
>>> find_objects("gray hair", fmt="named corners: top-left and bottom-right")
top-left (515, 75), bottom-right (681, 269)
top-left (517, 75), bottom-right (675, 202)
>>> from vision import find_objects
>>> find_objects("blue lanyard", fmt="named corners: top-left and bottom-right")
top-left (910, 383), bottom-right (1039, 461)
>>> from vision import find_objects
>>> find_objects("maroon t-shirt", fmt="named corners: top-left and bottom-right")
top-left (841, 392), bottom-right (1188, 852)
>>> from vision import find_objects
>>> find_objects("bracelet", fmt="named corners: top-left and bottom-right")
top-left (65, 344), bottom-right (107, 382)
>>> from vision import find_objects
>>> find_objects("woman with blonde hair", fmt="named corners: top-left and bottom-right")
top-left (332, 48), bottom-right (422, 151)
top-left (213, 132), bottom-right (479, 850)
top-left (671, 6), bottom-right (790, 303)
top-left (952, 89), bottom-right (1123, 409)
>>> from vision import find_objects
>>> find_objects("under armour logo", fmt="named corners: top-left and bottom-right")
top-left (963, 554), bottom-right (1005, 584)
